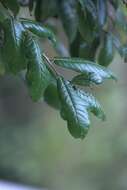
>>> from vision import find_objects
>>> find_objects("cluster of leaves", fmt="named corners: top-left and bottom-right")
top-left (29, 0), bottom-right (127, 64)
top-left (1, 0), bottom-right (126, 139)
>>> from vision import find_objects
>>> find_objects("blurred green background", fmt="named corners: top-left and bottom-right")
top-left (0, 8), bottom-right (127, 190)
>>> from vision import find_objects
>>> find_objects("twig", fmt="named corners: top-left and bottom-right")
top-left (43, 53), bottom-right (60, 79)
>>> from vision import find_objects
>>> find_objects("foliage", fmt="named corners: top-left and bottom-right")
top-left (0, 0), bottom-right (126, 139)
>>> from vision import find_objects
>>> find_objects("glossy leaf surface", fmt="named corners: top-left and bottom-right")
top-left (20, 19), bottom-right (57, 46)
top-left (1, 19), bottom-right (27, 74)
top-left (57, 77), bottom-right (105, 139)
top-left (54, 58), bottom-right (116, 84)
top-left (25, 33), bottom-right (52, 101)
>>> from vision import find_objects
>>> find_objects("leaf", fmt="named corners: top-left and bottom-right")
top-left (98, 33), bottom-right (114, 67)
top-left (58, 0), bottom-right (78, 42)
top-left (0, 2), bottom-right (10, 23)
top-left (79, 0), bottom-right (97, 19)
top-left (97, 0), bottom-right (107, 27)
top-left (119, 44), bottom-right (127, 62)
top-left (20, 18), bottom-right (69, 56)
top-left (1, 18), bottom-right (27, 74)
top-left (110, 0), bottom-right (119, 9)
top-left (0, 50), bottom-right (5, 75)
top-left (25, 33), bottom-right (52, 101)
top-left (79, 35), bottom-right (100, 60)
top-left (70, 32), bottom-right (81, 57)
top-left (77, 3), bottom-right (97, 43)
top-left (76, 89), bottom-right (105, 121)
top-left (71, 73), bottom-right (94, 86)
top-left (1, 0), bottom-right (20, 16)
top-left (35, 0), bottom-right (58, 22)
top-left (112, 35), bottom-right (127, 62)
top-left (21, 18), bottom-right (67, 56)
top-left (79, 42), bottom-right (93, 59)
top-left (57, 77), bottom-right (105, 139)
top-left (54, 57), bottom-right (116, 84)
top-left (119, 1), bottom-right (127, 17)
top-left (112, 35), bottom-right (124, 58)
top-left (70, 32), bottom-right (100, 59)
top-left (20, 18), bottom-right (57, 46)
top-left (29, 0), bottom-right (35, 12)
top-left (44, 83), bottom-right (60, 109)
top-left (116, 7), bottom-right (127, 33)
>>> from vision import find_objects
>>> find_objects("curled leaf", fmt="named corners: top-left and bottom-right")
top-left (20, 18), bottom-right (57, 46)
top-left (54, 57), bottom-right (117, 84)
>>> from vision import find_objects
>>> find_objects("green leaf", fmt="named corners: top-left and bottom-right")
top-left (79, 42), bottom-right (93, 59)
top-left (35, 0), bottom-right (58, 22)
top-left (21, 19), bottom-right (68, 56)
top-left (79, 0), bottom-right (97, 19)
top-left (1, 0), bottom-right (20, 16)
top-left (77, 3), bottom-right (97, 43)
top-left (116, 7), bottom-right (127, 33)
top-left (79, 35), bottom-right (100, 60)
top-left (1, 18), bottom-right (27, 74)
top-left (110, 0), bottom-right (119, 9)
top-left (119, 44), bottom-right (127, 62)
top-left (119, 1), bottom-right (127, 17)
top-left (54, 57), bottom-right (116, 84)
top-left (0, 2), bottom-right (10, 23)
top-left (98, 33), bottom-right (114, 67)
top-left (76, 89), bottom-right (105, 121)
top-left (25, 33), bottom-right (52, 101)
top-left (58, 0), bottom-right (78, 42)
top-left (70, 32), bottom-right (81, 57)
top-left (71, 73), bottom-right (94, 86)
top-left (44, 83), bottom-right (60, 109)
top-left (29, 0), bottom-right (35, 12)
top-left (97, 0), bottom-right (107, 27)
top-left (0, 50), bottom-right (5, 75)
top-left (20, 18), bottom-right (57, 46)
top-left (112, 35), bottom-right (124, 58)
top-left (57, 77), bottom-right (105, 139)
top-left (70, 32), bottom-right (100, 60)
